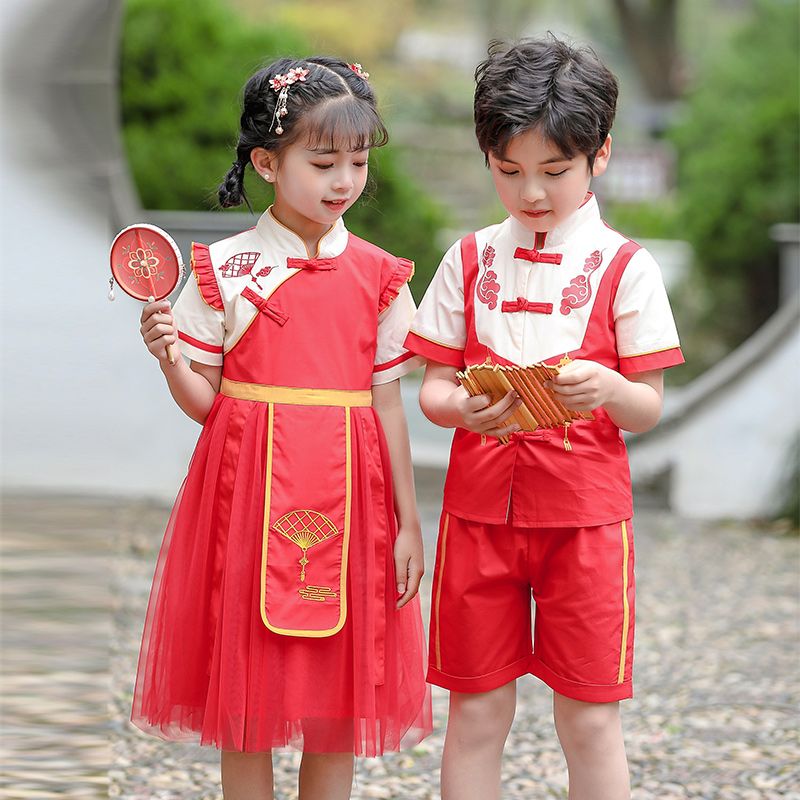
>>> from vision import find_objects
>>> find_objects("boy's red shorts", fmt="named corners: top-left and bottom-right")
top-left (428, 513), bottom-right (635, 703)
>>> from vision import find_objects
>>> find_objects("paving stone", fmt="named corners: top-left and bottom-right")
top-left (1, 491), bottom-right (798, 798)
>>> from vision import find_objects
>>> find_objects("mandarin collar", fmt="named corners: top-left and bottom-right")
top-left (255, 206), bottom-right (349, 261)
top-left (507, 193), bottom-right (600, 251)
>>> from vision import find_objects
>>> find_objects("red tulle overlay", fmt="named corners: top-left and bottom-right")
top-left (131, 395), bottom-right (432, 754)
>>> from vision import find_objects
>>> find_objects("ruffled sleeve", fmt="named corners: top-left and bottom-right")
top-left (378, 257), bottom-right (415, 314)
top-left (191, 242), bottom-right (224, 310)
top-left (373, 280), bottom-right (424, 385)
top-left (171, 243), bottom-right (225, 366)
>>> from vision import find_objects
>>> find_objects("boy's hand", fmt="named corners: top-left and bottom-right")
top-left (394, 525), bottom-right (424, 609)
top-left (140, 300), bottom-right (177, 363)
top-left (452, 386), bottom-right (522, 439)
top-left (549, 359), bottom-right (622, 412)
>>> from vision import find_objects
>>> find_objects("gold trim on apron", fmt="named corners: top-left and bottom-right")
top-left (259, 403), bottom-right (352, 637)
top-left (221, 377), bottom-right (372, 407)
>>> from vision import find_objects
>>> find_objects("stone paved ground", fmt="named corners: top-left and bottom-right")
top-left (1, 482), bottom-right (798, 799)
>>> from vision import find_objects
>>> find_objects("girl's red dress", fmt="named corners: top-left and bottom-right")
top-left (131, 213), bottom-right (432, 755)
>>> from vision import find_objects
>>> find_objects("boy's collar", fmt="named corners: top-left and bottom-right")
top-left (255, 206), bottom-right (349, 259)
top-left (508, 193), bottom-right (599, 250)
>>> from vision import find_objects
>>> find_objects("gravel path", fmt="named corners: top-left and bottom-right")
top-left (1, 484), bottom-right (798, 799)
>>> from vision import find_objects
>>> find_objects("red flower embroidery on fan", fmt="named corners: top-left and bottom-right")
top-left (221, 252), bottom-right (261, 278)
top-left (477, 244), bottom-right (500, 310)
top-left (560, 250), bottom-right (604, 315)
top-left (127, 246), bottom-right (161, 280)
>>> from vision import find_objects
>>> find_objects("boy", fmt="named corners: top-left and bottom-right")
top-left (404, 36), bottom-right (683, 799)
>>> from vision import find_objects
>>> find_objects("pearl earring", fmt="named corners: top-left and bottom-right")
top-left (263, 172), bottom-right (270, 181)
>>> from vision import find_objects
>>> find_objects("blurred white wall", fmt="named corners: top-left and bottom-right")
top-left (1, 0), bottom-right (200, 500)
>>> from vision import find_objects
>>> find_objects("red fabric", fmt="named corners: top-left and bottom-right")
top-left (241, 286), bottom-right (289, 326)
top-left (374, 350), bottom-right (415, 373)
top-left (178, 330), bottom-right (223, 354)
top-left (513, 246), bottom-right (563, 265)
top-left (443, 236), bottom-right (647, 527)
top-left (403, 332), bottom-right (464, 368)
top-left (427, 513), bottom-right (635, 702)
top-left (500, 298), bottom-right (553, 314)
top-left (378, 257), bottom-right (414, 314)
top-left (191, 242), bottom-right (223, 310)
top-left (132, 234), bottom-right (432, 755)
top-left (619, 347), bottom-right (685, 375)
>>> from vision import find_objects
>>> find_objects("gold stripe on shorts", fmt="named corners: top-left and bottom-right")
top-left (617, 520), bottom-right (631, 684)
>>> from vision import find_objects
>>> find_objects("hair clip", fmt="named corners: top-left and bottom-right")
top-left (349, 63), bottom-right (370, 81)
top-left (269, 66), bottom-right (310, 135)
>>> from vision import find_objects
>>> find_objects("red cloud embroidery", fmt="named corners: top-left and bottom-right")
top-left (477, 244), bottom-right (501, 310)
top-left (560, 250), bottom-right (603, 315)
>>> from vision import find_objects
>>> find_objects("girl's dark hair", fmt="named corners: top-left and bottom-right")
top-left (474, 35), bottom-right (618, 169)
top-left (218, 55), bottom-right (388, 208)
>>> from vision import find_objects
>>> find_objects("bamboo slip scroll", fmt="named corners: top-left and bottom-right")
top-left (456, 357), bottom-right (593, 446)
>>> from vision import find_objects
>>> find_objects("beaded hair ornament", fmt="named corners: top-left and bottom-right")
top-left (268, 62), bottom-right (371, 135)
top-left (269, 67), bottom-right (310, 135)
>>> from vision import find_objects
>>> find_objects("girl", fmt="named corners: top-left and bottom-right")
top-left (132, 55), bottom-right (432, 799)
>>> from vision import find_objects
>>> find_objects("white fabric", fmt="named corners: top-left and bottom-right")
top-left (411, 195), bottom-right (680, 366)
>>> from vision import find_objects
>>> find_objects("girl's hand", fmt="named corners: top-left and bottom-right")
top-left (140, 300), bottom-right (177, 363)
top-left (549, 359), bottom-right (622, 412)
top-left (452, 385), bottom-right (522, 440)
top-left (394, 525), bottom-right (424, 609)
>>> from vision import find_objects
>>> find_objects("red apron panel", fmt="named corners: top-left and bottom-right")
top-left (261, 403), bottom-right (352, 636)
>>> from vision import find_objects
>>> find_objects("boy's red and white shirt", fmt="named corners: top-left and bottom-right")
top-left (406, 194), bottom-right (683, 373)
top-left (171, 208), bottom-right (422, 384)
top-left (405, 194), bottom-right (684, 528)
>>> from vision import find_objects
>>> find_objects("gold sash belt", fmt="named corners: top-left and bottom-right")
top-left (220, 377), bottom-right (372, 407)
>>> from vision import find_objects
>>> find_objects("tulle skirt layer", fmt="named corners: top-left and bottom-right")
top-left (131, 394), bottom-right (432, 754)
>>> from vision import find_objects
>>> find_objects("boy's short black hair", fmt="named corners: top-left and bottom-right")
top-left (474, 34), bottom-right (618, 168)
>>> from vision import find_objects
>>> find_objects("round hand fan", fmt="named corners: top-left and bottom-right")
top-left (108, 223), bottom-right (185, 365)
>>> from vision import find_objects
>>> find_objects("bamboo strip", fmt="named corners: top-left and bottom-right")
top-left (516, 367), bottom-right (558, 426)
top-left (492, 366), bottom-right (531, 429)
top-left (497, 366), bottom-right (539, 430)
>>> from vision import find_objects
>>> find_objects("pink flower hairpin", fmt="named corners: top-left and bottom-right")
top-left (269, 67), bottom-right (310, 135)
top-left (349, 63), bottom-right (370, 80)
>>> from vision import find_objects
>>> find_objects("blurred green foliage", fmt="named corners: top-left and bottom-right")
top-left (121, 0), bottom-right (447, 293)
top-left (605, 0), bottom-right (798, 383)
top-left (666, 0), bottom-right (799, 343)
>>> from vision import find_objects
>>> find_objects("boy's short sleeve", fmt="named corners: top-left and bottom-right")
top-left (613, 248), bottom-right (684, 375)
top-left (172, 244), bottom-right (225, 366)
top-left (404, 241), bottom-right (467, 368)
top-left (373, 283), bottom-right (425, 384)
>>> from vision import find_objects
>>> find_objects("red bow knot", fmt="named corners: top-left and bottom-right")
top-left (241, 287), bottom-right (289, 326)
top-left (513, 247), bottom-right (563, 265)
top-left (286, 257), bottom-right (336, 271)
top-left (500, 297), bottom-right (554, 314)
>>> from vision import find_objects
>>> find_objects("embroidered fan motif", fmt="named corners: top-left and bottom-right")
top-left (221, 251), bottom-right (261, 278)
top-left (560, 250), bottom-right (603, 315)
top-left (477, 244), bottom-right (501, 310)
top-left (272, 510), bottom-right (341, 583)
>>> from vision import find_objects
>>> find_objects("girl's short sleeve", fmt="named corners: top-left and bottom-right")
top-left (403, 241), bottom-right (466, 368)
top-left (373, 260), bottom-right (424, 385)
top-left (613, 248), bottom-right (684, 375)
top-left (172, 243), bottom-right (225, 366)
